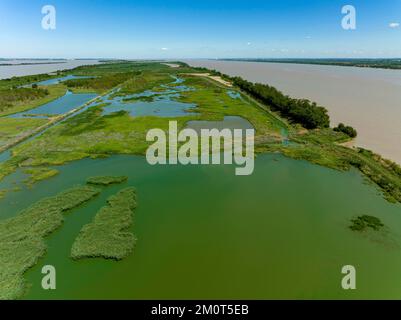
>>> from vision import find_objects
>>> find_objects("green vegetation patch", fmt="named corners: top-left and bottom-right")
top-left (6, 103), bottom-right (195, 168)
top-left (71, 187), bottom-right (137, 261)
top-left (87, 175), bottom-right (128, 186)
top-left (0, 87), bottom-right (48, 111)
top-left (23, 167), bottom-right (59, 186)
top-left (64, 72), bottom-right (134, 93)
top-left (350, 215), bottom-right (385, 232)
top-left (122, 94), bottom-right (157, 103)
top-left (178, 75), bottom-right (288, 139)
top-left (0, 84), bottom-right (66, 117)
top-left (295, 128), bottom-right (351, 144)
top-left (0, 118), bottom-right (48, 148)
top-left (112, 72), bottom-right (172, 97)
top-left (0, 185), bottom-right (100, 300)
top-left (334, 123), bottom-right (357, 138)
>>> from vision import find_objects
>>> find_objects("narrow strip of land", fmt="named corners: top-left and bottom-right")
top-left (183, 73), bottom-right (233, 87)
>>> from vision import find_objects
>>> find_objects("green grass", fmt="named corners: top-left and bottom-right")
top-left (71, 187), bottom-right (137, 260)
top-left (22, 167), bottom-right (59, 187)
top-left (177, 75), bottom-right (288, 138)
top-left (114, 72), bottom-right (172, 96)
top-left (0, 185), bottom-right (100, 300)
top-left (4, 105), bottom-right (196, 168)
top-left (295, 128), bottom-right (350, 144)
top-left (64, 72), bottom-right (135, 94)
top-left (0, 118), bottom-right (49, 148)
top-left (87, 176), bottom-right (128, 186)
top-left (2, 72), bottom-right (283, 171)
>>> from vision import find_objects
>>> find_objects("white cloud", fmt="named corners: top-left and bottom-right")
top-left (389, 22), bottom-right (400, 28)
top-left (247, 42), bottom-right (251, 46)
top-left (161, 47), bottom-right (169, 51)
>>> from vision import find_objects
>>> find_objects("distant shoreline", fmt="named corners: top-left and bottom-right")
top-left (0, 60), bottom-right (101, 80)
top-left (0, 62), bottom-right (67, 67)
top-left (220, 58), bottom-right (401, 70)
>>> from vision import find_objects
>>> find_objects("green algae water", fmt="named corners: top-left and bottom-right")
top-left (1, 154), bottom-right (401, 299)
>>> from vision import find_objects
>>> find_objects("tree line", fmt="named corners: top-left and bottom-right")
top-left (334, 123), bottom-right (357, 138)
top-left (229, 76), bottom-right (330, 129)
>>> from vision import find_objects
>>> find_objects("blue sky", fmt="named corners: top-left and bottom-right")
top-left (0, 0), bottom-right (400, 59)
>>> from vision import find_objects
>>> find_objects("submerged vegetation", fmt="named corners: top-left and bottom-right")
top-left (213, 75), bottom-right (330, 129)
top-left (0, 185), bottom-right (100, 300)
top-left (22, 167), bottom-right (59, 186)
top-left (71, 187), bottom-right (137, 260)
top-left (86, 175), bottom-right (128, 186)
top-left (350, 215), bottom-right (385, 232)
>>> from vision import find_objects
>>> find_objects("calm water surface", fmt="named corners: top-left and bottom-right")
top-left (9, 91), bottom-right (97, 117)
top-left (0, 60), bottom-right (100, 80)
top-left (0, 154), bottom-right (400, 299)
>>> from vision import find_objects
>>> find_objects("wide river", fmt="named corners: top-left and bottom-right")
top-left (0, 59), bottom-right (100, 80)
top-left (184, 60), bottom-right (401, 164)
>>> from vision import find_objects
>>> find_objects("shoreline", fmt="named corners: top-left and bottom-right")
top-left (219, 58), bottom-right (401, 71)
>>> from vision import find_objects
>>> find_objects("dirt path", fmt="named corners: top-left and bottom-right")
top-left (183, 73), bottom-right (233, 87)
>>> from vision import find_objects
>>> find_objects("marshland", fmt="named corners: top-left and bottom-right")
top-left (0, 61), bottom-right (400, 299)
